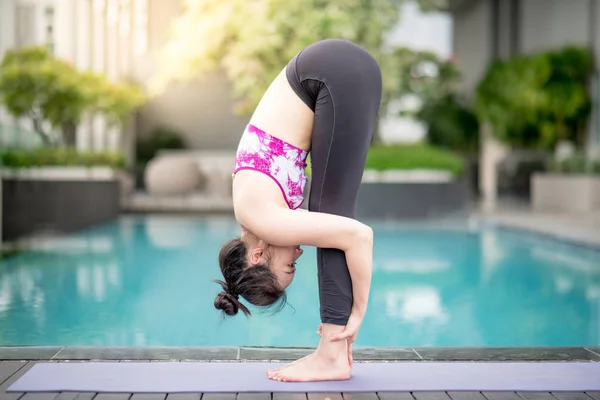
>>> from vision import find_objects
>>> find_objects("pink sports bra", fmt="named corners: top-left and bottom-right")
top-left (233, 124), bottom-right (309, 210)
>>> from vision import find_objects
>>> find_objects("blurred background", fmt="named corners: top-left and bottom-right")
top-left (0, 0), bottom-right (599, 348)
top-left (2, 0), bottom-right (600, 225)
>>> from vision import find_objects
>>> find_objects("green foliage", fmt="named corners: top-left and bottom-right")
top-left (0, 47), bottom-right (87, 145)
top-left (418, 95), bottom-right (479, 152)
top-left (0, 249), bottom-right (23, 261)
top-left (364, 143), bottom-right (465, 175)
top-left (1, 148), bottom-right (125, 169)
top-left (474, 46), bottom-right (594, 149)
top-left (0, 46), bottom-right (146, 147)
top-left (304, 142), bottom-right (464, 177)
top-left (135, 125), bottom-right (187, 165)
top-left (392, 48), bottom-right (478, 152)
top-left (546, 152), bottom-right (600, 175)
top-left (155, 0), bottom-right (403, 119)
top-left (394, 48), bottom-right (460, 100)
top-left (97, 81), bottom-right (147, 129)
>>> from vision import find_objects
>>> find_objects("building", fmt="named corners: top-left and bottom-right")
top-left (0, 0), bottom-right (146, 158)
top-left (1, 0), bottom-right (458, 157)
top-left (448, 0), bottom-right (600, 208)
top-left (0, 0), bottom-right (250, 159)
top-left (450, 0), bottom-right (599, 147)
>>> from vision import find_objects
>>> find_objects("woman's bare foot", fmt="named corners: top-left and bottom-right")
top-left (268, 348), bottom-right (351, 382)
top-left (267, 323), bottom-right (352, 382)
top-left (266, 353), bottom-right (313, 376)
top-left (266, 324), bottom-right (324, 376)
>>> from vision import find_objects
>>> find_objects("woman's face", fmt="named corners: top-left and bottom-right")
top-left (269, 244), bottom-right (304, 289)
top-left (248, 244), bottom-right (304, 289)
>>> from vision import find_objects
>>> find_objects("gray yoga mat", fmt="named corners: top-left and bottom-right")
top-left (7, 361), bottom-right (600, 393)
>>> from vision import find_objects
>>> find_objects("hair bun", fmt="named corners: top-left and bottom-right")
top-left (214, 292), bottom-right (239, 316)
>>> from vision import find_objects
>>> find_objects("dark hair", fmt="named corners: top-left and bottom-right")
top-left (214, 238), bottom-right (286, 317)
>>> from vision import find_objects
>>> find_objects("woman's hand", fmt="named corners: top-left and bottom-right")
top-left (238, 199), bottom-right (374, 327)
top-left (328, 307), bottom-right (365, 345)
top-left (317, 323), bottom-right (353, 367)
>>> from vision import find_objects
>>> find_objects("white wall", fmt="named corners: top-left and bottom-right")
top-left (130, 0), bottom-right (250, 150)
top-left (452, 0), bottom-right (492, 96)
top-left (520, 0), bottom-right (591, 54)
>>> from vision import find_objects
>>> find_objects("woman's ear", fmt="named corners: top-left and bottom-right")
top-left (248, 246), bottom-right (266, 265)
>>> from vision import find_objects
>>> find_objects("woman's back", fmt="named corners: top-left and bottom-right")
top-left (249, 68), bottom-right (315, 150)
top-left (232, 67), bottom-right (314, 213)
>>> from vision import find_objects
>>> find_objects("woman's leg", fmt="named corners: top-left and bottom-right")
top-left (269, 39), bottom-right (382, 382)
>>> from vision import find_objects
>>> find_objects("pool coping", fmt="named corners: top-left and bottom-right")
top-left (478, 218), bottom-right (600, 251)
top-left (0, 346), bottom-right (599, 362)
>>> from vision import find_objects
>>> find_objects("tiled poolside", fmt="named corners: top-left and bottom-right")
top-left (1, 346), bottom-right (600, 362)
top-left (0, 347), bottom-right (600, 400)
top-left (1, 347), bottom-right (599, 399)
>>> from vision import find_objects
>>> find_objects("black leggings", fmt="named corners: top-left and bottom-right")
top-left (285, 39), bottom-right (382, 325)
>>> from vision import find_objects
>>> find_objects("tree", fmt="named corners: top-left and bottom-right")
top-left (94, 78), bottom-right (146, 130)
top-left (393, 47), bottom-right (480, 153)
top-left (153, 0), bottom-right (410, 142)
top-left (474, 46), bottom-right (594, 149)
top-left (0, 46), bottom-right (89, 146)
top-left (393, 47), bottom-right (460, 102)
top-left (0, 46), bottom-right (146, 147)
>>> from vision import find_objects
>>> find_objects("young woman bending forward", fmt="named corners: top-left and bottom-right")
top-left (214, 39), bottom-right (382, 382)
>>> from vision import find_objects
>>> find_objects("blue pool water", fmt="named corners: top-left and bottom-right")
top-left (0, 215), bottom-right (599, 347)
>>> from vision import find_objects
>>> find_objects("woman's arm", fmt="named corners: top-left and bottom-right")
top-left (236, 201), bottom-right (373, 315)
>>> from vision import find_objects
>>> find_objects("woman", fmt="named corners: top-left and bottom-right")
top-left (214, 38), bottom-right (382, 382)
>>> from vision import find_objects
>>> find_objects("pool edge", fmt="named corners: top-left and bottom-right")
top-left (0, 346), bottom-right (599, 362)
top-left (478, 216), bottom-right (600, 251)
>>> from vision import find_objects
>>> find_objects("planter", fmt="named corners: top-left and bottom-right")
top-left (1, 166), bottom-right (121, 241)
top-left (357, 171), bottom-right (469, 219)
top-left (531, 173), bottom-right (600, 212)
top-left (1, 166), bottom-right (116, 180)
top-left (302, 169), bottom-right (470, 219)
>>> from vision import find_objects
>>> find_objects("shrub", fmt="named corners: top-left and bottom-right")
top-left (365, 143), bottom-right (465, 176)
top-left (393, 48), bottom-right (479, 153)
top-left (546, 153), bottom-right (600, 174)
top-left (135, 126), bottom-right (187, 166)
top-left (418, 95), bottom-right (479, 153)
top-left (0, 46), bottom-right (146, 147)
top-left (0, 249), bottom-right (23, 260)
top-left (306, 143), bottom-right (465, 177)
top-left (1, 148), bottom-right (125, 169)
top-left (474, 46), bottom-right (594, 150)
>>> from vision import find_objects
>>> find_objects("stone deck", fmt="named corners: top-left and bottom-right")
top-left (1, 347), bottom-right (599, 400)
top-left (1, 347), bottom-right (600, 362)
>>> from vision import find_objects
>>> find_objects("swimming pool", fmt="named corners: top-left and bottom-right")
top-left (0, 215), bottom-right (598, 347)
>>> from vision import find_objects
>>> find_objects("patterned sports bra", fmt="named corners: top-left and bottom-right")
top-left (233, 124), bottom-right (309, 210)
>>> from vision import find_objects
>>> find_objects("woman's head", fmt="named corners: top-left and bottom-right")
top-left (214, 233), bottom-right (303, 317)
